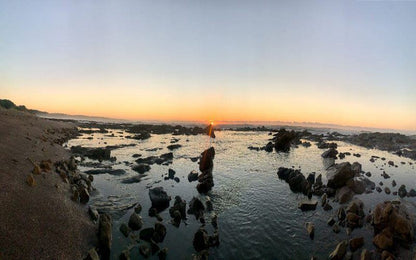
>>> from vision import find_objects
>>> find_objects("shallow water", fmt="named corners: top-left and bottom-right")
top-left (67, 129), bottom-right (416, 259)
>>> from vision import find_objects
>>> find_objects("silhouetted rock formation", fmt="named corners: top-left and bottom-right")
top-left (197, 147), bottom-right (215, 193)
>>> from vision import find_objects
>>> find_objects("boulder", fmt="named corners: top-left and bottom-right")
top-left (398, 185), bottom-right (407, 198)
top-left (188, 170), bottom-right (199, 182)
top-left (169, 196), bottom-right (187, 220)
top-left (139, 227), bottom-right (155, 241)
top-left (273, 129), bottom-right (298, 152)
top-left (373, 228), bottom-right (393, 250)
top-left (149, 187), bottom-right (171, 209)
top-left (153, 222), bottom-right (167, 243)
top-left (349, 237), bottom-right (364, 252)
top-left (188, 197), bottom-right (205, 219)
top-left (193, 228), bottom-right (209, 252)
top-left (264, 142), bottom-right (274, 152)
top-left (327, 162), bottom-right (355, 189)
top-left (277, 167), bottom-right (310, 195)
top-left (322, 148), bottom-right (338, 159)
top-left (351, 162), bottom-right (362, 175)
top-left (199, 147), bottom-right (215, 172)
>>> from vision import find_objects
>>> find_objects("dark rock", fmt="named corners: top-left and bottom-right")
top-left (398, 185), bottom-right (407, 198)
top-left (79, 188), bottom-right (90, 204)
top-left (264, 142), bottom-right (274, 152)
top-left (384, 187), bottom-right (391, 194)
top-left (307, 173), bottom-right (315, 184)
top-left (306, 222), bottom-right (315, 239)
top-left (71, 146), bottom-right (112, 161)
top-left (153, 222), bottom-right (166, 243)
top-left (128, 213), bottom-right (143, 231)
top-left (88, 206), bottom-right (99, 222)
top-left (174, 177), bottom-right (180, 183)
top-left (139, 244), bottom-right (151, 258)
top-left (376, 186), bottom-right (382, 192)
top-left (188, 170), bottom-right (199, 182)
top-left (277, 167), bottom-right (310, 195)
top-left (321, 148), bottom-right (338, 159)
top-left (168, 168), bottom-right (176, 179)
top-left (98, 214), bottom-right (112, 259)
top-left (149, 187), bottom-right (171, 209)
top-left (273, 128), bottom-right (299, 152)
top-left (349, 237), bottom-right (364, 252)
top-left (298, 199), bottom-right (318, 211)
top-left (193, 228), bottom-right (209, 252)
top-left (335, 186), bottom-right (354, 204)
top-left (134, 204), bottom-right (142, 213)
top-left (139, 227), bottom-right (155, 241)
top-left (329, 240), bottom-right (347, 260)
top-left (84, 248), bottom-right (99, 260)
top-left (158, 248), bottom-right (168, 260)
top-left (381, 172), bottom-right (390, 179)
top-left (333, 223), bottom-right (341, 233)
top-left (392, 180), bottom-right (396, 187)
top-left (199, 147), bottom-right (215, 172)
top-left (119, 249), bottom-right (130, 260)
top-left (327, 162), bottom-right (355, 189)
top-left (409, 189), bottom-right (416, 197)
top-left (188, 197), bottom-right (205, 219)
top-left (167, 144), bottom-right (182, 150)
top-left (351, 162), bottom-right (362, 175)
top-left (132, 164), bottom-right (151, 174)
top-left (84, 169), bottom-right (126, 176)
top-left (327, 217), bottom-right (336, 226)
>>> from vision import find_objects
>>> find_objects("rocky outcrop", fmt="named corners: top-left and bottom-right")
top-left (371, 201), bottom-right (414, 256)
top-left (327, 162), bottom-right (357, 189)
top-left (197, 147), bottom-right (215, 193)
top-left (277, 167), bottom-right (311, 195)
top-left (321, 148), bottom-right (338, 159)
top-left (169, 196), bottom-right (187, 226)
top-left (272, 129), bottom-right (300, 152)
top-left (149, 187), bottom-right (171, 211)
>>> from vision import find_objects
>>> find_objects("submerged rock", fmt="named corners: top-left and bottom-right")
top-left (298, 199), bottom-right (318, 211)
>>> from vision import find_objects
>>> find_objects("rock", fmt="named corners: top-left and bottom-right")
top-left (98, 214), bottom-right (112, 259)
top-left (188, 197), bottom-right (205, 219)
top-left (349, 237), bottom-right (364, 251)
top-left (26, 174), bottom-right (36, 187)
top-left (71, 146), bottom-right (112, 161)
top-left (119, 250), bottom-right (130, 260)
top-left (337, 207), bottom-right (346, 221)
top-left (373, 228), bottom-right (393, 250)
top-left (79, 188), bottom-right (90, 204)
top-left (329, 240), bottom-right (347, 260)
top-left (365, 172), bottom-right (371, 177)
top-left (388, 161), bottom-right (394, 166)
top-left (149, 187), bottom-right (171, 209)
top-left (339, 153), bottom-right (345, 159)
top-left (298, 199), bottom-right (318, 211)
top-left (322, 148), bottom-right (338, 159)
top-left (158, 248), bottom-right (168, 260)
top-left (32, 165), bottom-right (42, 175)
top-left (305, 222), bottom-right (315, 239)
top-left (360, 249), bottom-right (372, 260)
top-left (327, 217), bottom-right (336, 226)
top-left (333, 223), bottom-right (341, 233)
top-left (392, 180), bottom-right (396, 187)
top-left (71, 189), bottom-right (80, 202)
top-left (140, 227), bottom-right (155, 241)
top-left (128, 213), bottom-right (143, 231)
top-left (277, 167), bottom-right (310, 195)
top-left (381, 250), bottom-right (395, 260)
top-left (139, 244), bottom-right (151, 258)
top-left (132, 164), bottom-right (151, 174)
top-left (84, 248), bottom-right (99, 260)
top-left (376, 187), bottom-right (382, 193)
top-left (87, 207), bottom-right (99, 223)
top-left (384, 187), bottom-right (391, 194)
top-left (119, 223), bottom-right (131, 237)
top-left (134, 204), bottom-right (142, 213)
top-left (211, 213), bottom-right (218, 229)
top-left (346, 177), bottom-right (374, 194)
top-left (321, 193), bottom-right (327, 206)
top-left (171, 210), bottom-right (181, 226)
top-left (167, 144), bottom-right (182, 150)
top-left (273, 129), bottom-right (299, 152)
top-left (153, 222), bottom-right (167, 243)
top-left (206, 198), bottom-right (213, 211)
top-left (264, 142), bottom-right (274, 152)
top-left (409, 189), bottom-right (416, 197)
top-left (351, 162), bottom-right (362, 175)
top-left (335, 186), bottom-right (354, 204)
top-left (398, 185), bottom-right (407, 198)
top-left (199, 147), bottom-right (215, 171)
top-left (188, 170), bottom-right (199, 182)
top-left (193, 228), bottom-right (209, 252)
top-left (323, 203), bottom-right (333, 211)
top-left (168, 168), bottom-right (176, 179)
top-left (327, 162), bottom-right (355, 189)
top-left (84, 169), bottom-right (126, 176)
top-left (381, 172), bottom-right (390, 179)
top-left (208, 231), bottom-right (220, 247)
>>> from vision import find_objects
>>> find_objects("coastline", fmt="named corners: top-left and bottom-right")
top-left (0, 108), bottom-right (97, 259)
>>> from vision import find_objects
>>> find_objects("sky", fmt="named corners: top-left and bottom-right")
top-left (0, 0), bottom-right (415, 130)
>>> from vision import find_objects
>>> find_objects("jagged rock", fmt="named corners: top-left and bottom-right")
top-left (188, 197), bottom-right (205, 219)
top-left (277, 167), bottom-right (310, 195)
top-left (322, 148), bottom-right (338, 159)
top-left (153, 222), bottom-right (167, 243)
top-left (128, 213), bottom-right (143, 231)
top-left (298, 199), bottom-right (318, 211)
top-left (188, 170), bottom-right (199, 182)
top-left (149, 187), bottom-right (171, 209)
top-left (329, 240), bottom-right (347, 260)
top-left (306, 222), bottom-right (315, 239)
top-left (398, 185), bottom-right (407, 198)
top-left (193, 228), bottom-right (209, 252)
top-left (98, 214), bottom-right (112, 259)
top-left (327, 162), bottom-right (355, 189)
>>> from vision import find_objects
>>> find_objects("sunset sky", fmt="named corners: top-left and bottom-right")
top-left (1, 1), bottom-right (415, 130)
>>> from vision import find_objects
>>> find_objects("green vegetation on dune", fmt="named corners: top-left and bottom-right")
top-left (0, 99), bottom-right (43, 114)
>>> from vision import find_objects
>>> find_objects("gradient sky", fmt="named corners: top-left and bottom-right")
top-left (1, 0), bottom-right (415, 130)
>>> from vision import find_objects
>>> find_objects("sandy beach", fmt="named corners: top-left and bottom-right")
top-left (0, 108), bottom-right (96, 259)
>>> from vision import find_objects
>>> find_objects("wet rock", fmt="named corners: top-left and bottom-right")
top-left (205, 198), bottom-right (213, 211)
top-left (392, 180), bottom-right (396, 187)
top-left (384, 187), bottom-right (391, 195)
top-left (327, 162), bottom-right (355, 189)
top-left (71, 189), bottom-right (80, 202)
top-left (361, 249), bottom-right (372, 260)
top-left (208, 231), bottom-right (220, 247)
top-left (139, 244), bottom-right (151, 258)
top-left (197, 147), bottom-right (215, 193)
top-left (119, 249), bottom-right (130, 260)
top-left (265, 142), bottom-right (274, 152)
top-left (188, 197), bottom-right (205, 219)
top-left (167, 144), bottom-right (182, 150)
top-left (409, 189), bottom-right (416, 197)
top-left (119, 223), bottom-right (131, 237)
top-left (327, 217), bottom-right (336, 226)
top-left (388, 161), bottom-right (394, 166)
top-left (153, 222), bottom-right (167, 243)
top-left (140, 227), bottom-right (155, 241)
top-left (322, 148), bottom-right (338, 159)
top-left (273, 129), bottom-right (299, 152)
top-left (337, 207), bottom-right (346, 221)
top-left (84, 248), bottom-right (99, 260)
top-left (335, 186), bottom-right (354, 204)
top-left (132, 164), bottom-right (151, 174)
top-left (193, 228), bottom-right (209, 252)
top-left (398, 185), bottom-right (407, 198)
top-left (381, 172), bottom-right (390, 179)
top-left (158, 248), bottom-right (168, 260)
top-left (365, 172), bottom-right (371, 177)
top-left (346, 177), bottom-right (374, 194)
top-left (307, 173), bottom-right (315, 184)
top-left (188, 170), bottom-right (199, 182)
top-left (329, 240), bottom-right (347, 260)
top-left (149, 187), bottom-right (171, 209)
top-left (323, 203), bottom-right (333, 211)
top-left (169, 196), bottom-right (187, 221)
top-left (134, 204), bottom-right (142, 214)
top-left (376, 187), bottom-right (382, 193)
top-left (321, 193), bottom-right (327, 206)
top-left (298, 199), bottom-right (318, 211)
top-left (351, 162), bottom-right (362, 175)
top-left (333, 223), bottom-right (341, 233)
top-left (349, 237), bottom-right (364, 252)
top-left (171, 210), bottom-right (181, 227)
top-left (98, 214), bottom-right (112, 259)
top-left (84, 169), bottom-right (126, 175)
top-left (211, 213), bottom-right (218, 229)
top-left (373, 228), bottom-right (393, 250)
top-left (79, 188), bottom-right (90, 204)
top-left (277, 167), bottom-right (310, 195)
top-left (305, 222), bottom-right (315, 239)
top-left (71, 146), bottom-right (112, 161)
top-left (168, 168), bottom-right (176, 179)
top-left (339, 153), bottom-right (345, 159)
top-left (26, 174), bottom-right (36, 187)
top-left (128, 213), bottom-right (143, 231)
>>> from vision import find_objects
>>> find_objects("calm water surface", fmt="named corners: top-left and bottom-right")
top-left (67, 130), bottom-right (416, 259)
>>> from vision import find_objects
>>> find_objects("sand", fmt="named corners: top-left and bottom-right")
top-left (0, 108), bottom-right (97, 259)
